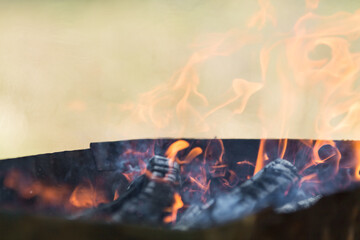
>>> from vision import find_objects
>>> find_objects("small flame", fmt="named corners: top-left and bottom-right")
top-left (236, 160), bottom-right (255, 167)
top-left (113, 190), bottom-right (120, 201)
top-left (163, 192), bottom-right (184, 224)
top-left (254, 139), bottom-right (266, 175)
top-left (354, 142), bottom-right (360, 180)
top-left (300, 140), bottom-right (341, 174)
top-left (69, 180), bottom-right (108, 208)
top-left (165, 140), bottom-right (190, 162)
top-left (165, 140), bottom-right (203, 164)
top-left (177, 147), bottom-right (203, 164)
top-left (278, 139), bottom-right (288, 159)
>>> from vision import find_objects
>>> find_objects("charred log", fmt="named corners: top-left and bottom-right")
top-left (175, 159), bottom-right (300, 230)
top-left (111, 155), bottom-right (180, 224)
top-left (275, 195), bottom-right (322, 213)
top-left (77, 155), bottom-right (180, 225)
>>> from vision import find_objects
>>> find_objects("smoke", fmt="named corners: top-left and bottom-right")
top-left (1, 0), bottom-right (360, 159)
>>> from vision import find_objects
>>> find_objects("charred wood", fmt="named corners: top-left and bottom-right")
top-left (275, 195), bottom-right (322, 213)
top-left (77, 155), bottom-right (180, 225)
top-left (175, 159), bottom-right (300, 230)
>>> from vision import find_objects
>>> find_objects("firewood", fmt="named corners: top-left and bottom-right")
top-left (175, 159), bottom-right (300, 230)
top-left (76, 155), bottom-right (180, 225)
top-left (275, 194), bottom-right (322, 213)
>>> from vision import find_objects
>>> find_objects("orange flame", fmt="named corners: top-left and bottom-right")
top-left (165, 140), bottom-right (203, 164)
top-left (236, 160), bottom-right (255, 167)
top-left (165, 140), bottom-right (190, 161)
top-left (163, 192), bottom-right (184, 224)
top-left (278, 139), bottom-right (288, 159)
top-left (177, 147), bottom-right (203, 164)
top-left (113, 190), bottom-right (120, 201)
top-left (107, 0), bottom-right (360, 142)
top-left (299, 140), bottom-right (341, 174)
top-left (354, 141), bottom-right (360, 181)
top-left (254, 139), bottom-right (266, 175)
top-left (69, 180), bottom-right (108, 208)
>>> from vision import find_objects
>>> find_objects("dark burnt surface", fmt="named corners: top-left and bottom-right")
top-left (0, 149), bottom-right (97, 208)
top-left (0, 149), bottom-right (96, 185)
top-left (0, 138), bottom-right (359, 239)
top-left (175, 159), bottom-right (300, 229)
top-left (0, 139), bottom-right (357, 211)
top-left (0, 187), bottom-right (359, 240)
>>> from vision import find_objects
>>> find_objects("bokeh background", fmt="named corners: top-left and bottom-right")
top-left (1, 0), bottom-right (360, 159)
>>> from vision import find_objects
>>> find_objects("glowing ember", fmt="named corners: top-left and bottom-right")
top-left (69, 180), bottom-right (108, 209)
top-left (4, 169), bottom-right (70, 206)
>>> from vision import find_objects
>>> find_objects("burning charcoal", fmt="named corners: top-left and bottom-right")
top-left (174, 200), bottom-right (216, 230)
top-left (275, 195), bottom-right (322, 213)
top-left (111, 155), bottom-right (180, 225)
top-left (302, 144), bottom-right (340, 180)
top-left (76, 155), bottom-right (180, 225)
top-left (175, 159), bottom-right (300, 230)
top-left (301, 144), bottom-right (341, 194)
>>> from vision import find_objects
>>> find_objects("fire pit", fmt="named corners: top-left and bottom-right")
top-left (1, 0), bottom-right (360, 239)
top-left (0, 139), bottom-right (359, 239)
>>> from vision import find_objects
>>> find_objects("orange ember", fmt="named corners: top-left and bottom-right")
top-left (69, 180), bottom-right (108, 208)
top-left (4, 169), bottom-right (70, 206)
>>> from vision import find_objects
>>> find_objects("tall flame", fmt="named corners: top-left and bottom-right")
top-left (116, 0), bottom-right (360, 142)
top-left (254, 139), bottom-right (266, 175)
